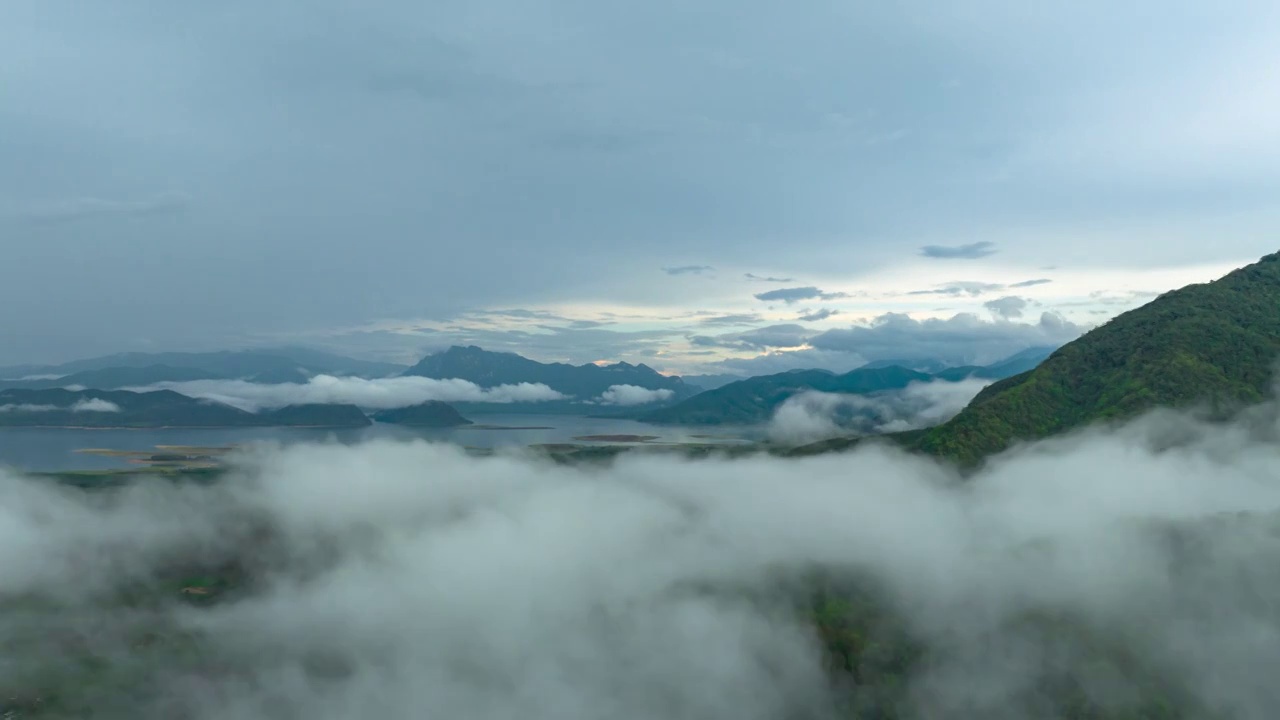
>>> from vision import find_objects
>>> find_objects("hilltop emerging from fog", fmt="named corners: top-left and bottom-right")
top-left (801, 251), bottom-right (1280, 463)
top-left (641, 348), bottom-right (1054, 426)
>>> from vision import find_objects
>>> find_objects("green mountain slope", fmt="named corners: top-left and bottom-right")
top-left (372, 401), bottom-right (473, 427)
top-left (843, 252), bottom-right (1280, 466)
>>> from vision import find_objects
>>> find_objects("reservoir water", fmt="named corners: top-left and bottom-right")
top-left (0, 414), bottom-right (760, 472)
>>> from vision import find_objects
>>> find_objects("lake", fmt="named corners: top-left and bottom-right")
top-left (0, 414), bottom-right (762, 472)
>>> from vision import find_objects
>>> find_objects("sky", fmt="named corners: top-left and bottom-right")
top-left (3, 1), bottom-right (1278, 373)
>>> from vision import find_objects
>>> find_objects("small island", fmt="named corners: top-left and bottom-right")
top-left (370, 401), bottom-right (473, 427)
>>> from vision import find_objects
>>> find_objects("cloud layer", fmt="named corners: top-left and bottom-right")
top-left (797, 308), bottom-right (839, 322)
top-left (983, 296), bottom-right (1029, 319)
top-left (131, 375), bottom-right (566, 412)
top-left (0, 404), bottom-right (58, 413)
top-left (0, 398), bottom-right (122, 413)
top-left (699, 310), bottom-right (1081, 376)
top-left (692, 324), bottom-right (815, 352)
top-left (4, 395), bottom-right (1280, 717)
top-left (597, 384), bottom-right (675, 406)
top-left (809, 311), bottom-right (1082, 367)
top-left (767, 378), bottom-right (992, 445)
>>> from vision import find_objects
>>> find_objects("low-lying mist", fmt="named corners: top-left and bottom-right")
top-left (126, 375), bottom-right (567, 411)
top-left (767, 378), bottom-right (991, 445)
top-left (3, 397), bottom-right (1280, 718)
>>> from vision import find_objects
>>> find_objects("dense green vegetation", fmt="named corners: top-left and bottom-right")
top-left (0, 389), bottom-right (372, 429)
top-left (642, 348), bottom-right (1055, 426)
top-left (404, 345), bottom-right (696, 400)
top-left (371, 400), bottom-right (474, 427)
top-left (911, 251), bottom-right (1280, 466)
top-left (801, 252), bottom-right (1280, 465)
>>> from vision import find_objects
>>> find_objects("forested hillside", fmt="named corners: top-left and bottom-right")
top-left (871, 252), bottom-right (1280, 466)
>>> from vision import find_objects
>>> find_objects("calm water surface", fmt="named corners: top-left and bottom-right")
top-left (0, 415), bottom-right (759, 472)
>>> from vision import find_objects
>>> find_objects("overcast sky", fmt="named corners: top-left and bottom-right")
top-left (3, 1), bottom-right (1278, 372)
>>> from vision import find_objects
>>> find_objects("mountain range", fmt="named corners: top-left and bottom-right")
top-left (404, 345), bottom-right (696, 402)
top-left (640, 347), bottom-right (1056, 426)
top-left (0, 388), bottom-right (374, 429)
top-left (0, 364), bottom-right (227, 391)
top-left (799, 250), bottom-right (1280, 464)
top-left (0, 348), bottom-right (406, 386)
top-left (0, 335), bottom-right (1080, 432)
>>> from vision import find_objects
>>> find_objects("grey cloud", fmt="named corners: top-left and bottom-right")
top-left (753, 287), bottom-right (849, 304)
top-left (919, 241), bottom-right (998, 260)
top-left (691, 323), bottom-right (815, 351)
top-left (662, 265), bottom-right (715, 276)
top-left (984, 296), bottom-right (1029, 319)
top-left (2, 1), bottom-right (1277, 364)
top-left (467, 309), bottom-right (572, 323)
top-left (908, 281), bottom-right (1006, 297)
top-left (797, 308), bottom-right (839, 322)
top-left (909, 278), bottom-right (1052, 298)
top-left (744, 273), bottom-right (795, 283)
top-left (707, 348), bottom-right (870, 376)
top-left (690, 336), bottom-right (748, 351)
top-left (809, 311), bottom-right (1084, 366)
top-left (14, 193), bottom-right (189, 225)
top-left (736, 324), bottom-right (814, 349)
top-left (698, 313), bottom-right (764, 327)
top-left (1055, 290), bottom-right (1164, 309)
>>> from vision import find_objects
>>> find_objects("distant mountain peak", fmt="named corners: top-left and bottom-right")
top-left (403, 346), bottom-right (692, 402)
top-left (0, 348), bottom-right (406, 383)
top-left (642, 354), bottom-right (1049, 427)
